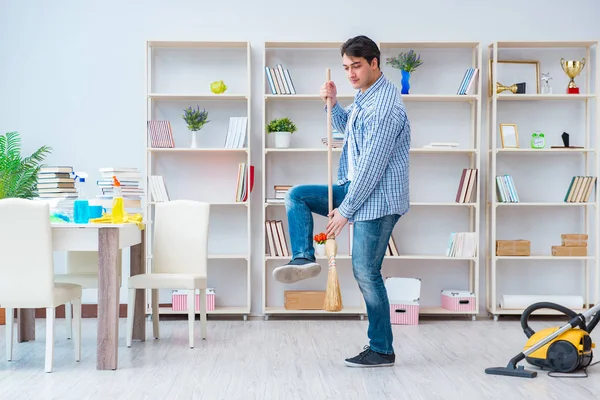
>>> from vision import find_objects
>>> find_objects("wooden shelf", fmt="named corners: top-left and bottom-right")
top-left (494, 148), bottom-right (595, 153)
top-left (145, 40), bottom-right (253, 321)
top-left (494, 94), bottom-right (596, 101)
top-left (148, 93), bottom-right (248, 101)
top-left (485, 40), bottom-right (600, 322)
top-left (262, 40), bottom-right (483, 318)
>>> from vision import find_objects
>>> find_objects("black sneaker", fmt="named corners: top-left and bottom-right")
top-left (344, 346), bottom-right (395, 368)
top-left (273, 258), bottom-right (321, 283)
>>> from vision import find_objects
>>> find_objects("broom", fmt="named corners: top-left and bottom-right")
top-left (323, 67), bottom-right (343, 312)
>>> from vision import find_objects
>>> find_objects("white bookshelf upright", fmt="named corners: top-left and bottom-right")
top-left (145, 41), bottom-right (252, 320)
top-left (262, 41), bottom-right (482, 319)
top-left (486, 40), bottom-right (600, 321)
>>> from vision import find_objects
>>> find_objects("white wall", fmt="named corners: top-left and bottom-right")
top-left (1, 0), bottom-right (599, 315)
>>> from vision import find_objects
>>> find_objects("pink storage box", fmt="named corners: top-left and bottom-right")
top-left (172, 288), bottom-right (215, 312)
top-left (441, 290), bottom-right (476, 312)
top-left (385, 277), bottom-right (421, 326)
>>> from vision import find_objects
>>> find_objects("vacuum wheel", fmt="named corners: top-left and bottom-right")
top-left (547, 340), bottom-right (580, 373)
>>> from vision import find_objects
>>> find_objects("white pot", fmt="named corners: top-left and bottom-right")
top-left (315, 243), bottom-right (325, 256)
top-left (274, 131), bottom-right (291, 148)
top-left (190, 131), bottom-right (198, 148)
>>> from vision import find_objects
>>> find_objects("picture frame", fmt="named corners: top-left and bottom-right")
top-left (488, 60), bottom-right (540, 96)
top-left (499, 123), bottom-right (519, 148)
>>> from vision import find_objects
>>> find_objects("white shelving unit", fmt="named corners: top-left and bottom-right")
top-left (486, 41), bottom-right (600, 320)
top-left (145, 41), bottom-right (252, 320)
top-left (262, 41), bottom-right (482, 319)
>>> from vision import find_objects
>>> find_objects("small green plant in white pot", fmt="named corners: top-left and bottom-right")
top-left (267, 117), bottom-right (297, 148)
top-left (182, 106), bottom-right (210, 148)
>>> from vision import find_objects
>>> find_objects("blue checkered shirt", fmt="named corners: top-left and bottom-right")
top-left (329, 73), bottom-right (411, 222)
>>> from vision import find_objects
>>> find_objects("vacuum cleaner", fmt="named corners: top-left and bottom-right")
top-left (485, 301), bottom-right (600, 378)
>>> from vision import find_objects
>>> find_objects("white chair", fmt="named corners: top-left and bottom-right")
top-left (54, 251), bottom-right (122, 338)
top-left (0, 198), bottom-right (82, 373)
top-left (126, 200), bottom-right (210, 349)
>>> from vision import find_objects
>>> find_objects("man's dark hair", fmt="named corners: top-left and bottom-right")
top-left (341, 35), bottom-right (381, 69)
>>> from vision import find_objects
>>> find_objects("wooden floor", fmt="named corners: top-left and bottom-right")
top-left (1, 316), bottom-right (599, 399)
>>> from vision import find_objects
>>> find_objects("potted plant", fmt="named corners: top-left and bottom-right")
top-left (0, 131), bottom-right (52, 199)
top-left (182, 106), bottom-right (210, 148)
top-left (386, 49), bottom-right (423, 94)
top-left (314, 232), bottom-right (327, 256)
top-left (267, 117), bottom-right (297, 148)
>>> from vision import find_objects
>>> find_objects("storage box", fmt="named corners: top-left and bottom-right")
top-left (172, 289), bottom-right (215, 312)
top-left (284, 290), bottom-right (325, 310)
top-left (385, 277), bottom-right (421, 325)
top-left (441, 290), bottom-right (476, 312)
top-left (552, 245), bottom-right (587, 257)
top-left (561, 234), bottom-right (588, 247)
top-left (496, 240), bottom-right (530, 256)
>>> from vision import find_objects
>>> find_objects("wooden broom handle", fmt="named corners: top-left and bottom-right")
top-left (326, 68), bottom-right (333, 218)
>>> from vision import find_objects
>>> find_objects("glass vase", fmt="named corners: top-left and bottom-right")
top-left (401, 70), bottom-right (411, 94)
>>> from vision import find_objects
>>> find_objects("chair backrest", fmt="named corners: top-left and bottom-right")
top-left (0, 198), bottom-right (54, 307)
top-left (152, 200), bottom-right (210, 275)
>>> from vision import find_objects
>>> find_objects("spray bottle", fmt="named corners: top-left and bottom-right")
top-left (73, 172), bottom-right (90, 223)
top-left (111, 176), bottom-right (125, 224)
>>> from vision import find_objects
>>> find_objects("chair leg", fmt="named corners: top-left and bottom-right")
top-left (45, 307), bottom-right (55, 373)
top-left (152, 289), bottom-right (159, 339)
top-left (126, 288), bottom-right (136, 347)
top-left (199, 288), bottom-right (207, 340)
top-left (72, 298), bottom-right (82, 362)
top-left (65, 302), bottom-right (72, 339)
top-left (6, 308), bottom-right (13, 361)
top-left (187, 289), bottom-right (195, 348)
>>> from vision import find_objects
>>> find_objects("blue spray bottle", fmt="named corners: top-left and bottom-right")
top-left (73, 172), bottom-right (90, 224)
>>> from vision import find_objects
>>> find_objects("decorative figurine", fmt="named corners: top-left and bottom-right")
top-left (541, 73), bottom-right (553, 94)
top-left (531, 131), bottom-right (546, 149)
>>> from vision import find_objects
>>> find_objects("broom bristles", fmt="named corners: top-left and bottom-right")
top-left (324, 238), bottom-right (343, 311)
top-left (324, 259), bottom-right (343, 311)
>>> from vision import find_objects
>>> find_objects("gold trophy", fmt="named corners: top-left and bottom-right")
top-left (560, 58), bottom-right (586, 94)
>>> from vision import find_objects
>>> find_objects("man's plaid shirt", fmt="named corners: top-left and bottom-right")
top-left (331, 73), bottom-right (411, 222)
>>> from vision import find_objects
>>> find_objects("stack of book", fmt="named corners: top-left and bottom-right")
top-left (96, 167), bottom-right (144, 210)
top-left (321, 129), bottom-right (344, 148)
top-left (36, 166), bottom-right (77, 199)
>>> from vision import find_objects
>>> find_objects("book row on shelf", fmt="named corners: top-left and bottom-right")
top-left (495, 174), bottom-right (597, 203)
top-left (147, 118), bottom-right (248, 149)
top-left (455, 168), bottom-right (477, 203)
top-left (265, 64), bottom-right (296, 95)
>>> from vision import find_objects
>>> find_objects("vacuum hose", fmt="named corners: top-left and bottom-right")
top-left (520, 302), bottom-right (587, 338)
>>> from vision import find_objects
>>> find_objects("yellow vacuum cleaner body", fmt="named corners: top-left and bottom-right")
top-left (524, 326), bottom-right (595, 373)
top-left (485, 301), bottom-right (600, 378)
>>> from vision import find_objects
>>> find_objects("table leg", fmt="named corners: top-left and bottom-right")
top-left (97, 228), bottom-right (120, 370)
top-left (130, 229), bottom-right (146, 342)
top-left (17, 309), bottom-right (35, 342)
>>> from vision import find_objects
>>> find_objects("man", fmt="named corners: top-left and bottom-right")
top-left (272, 35), bottom-right (411, 367)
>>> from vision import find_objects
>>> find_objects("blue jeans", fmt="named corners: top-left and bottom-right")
top-left (285, 184), bottom-right (401, 355)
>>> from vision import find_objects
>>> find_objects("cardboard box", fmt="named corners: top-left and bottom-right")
top-left (561, 234), bottom-right (588, 247)
top-left (172, 289), bottom-right (215, 312)
top-left (441, 290), bottom-right (476, 312)
top-left (284, 291), bottom-right (325, 310)
top-left (385, 277), bottom-right (421, 325)
top-left (552, 246), bottom-right (587, 257)
top-left (496, 240), bottom-right (530, 256)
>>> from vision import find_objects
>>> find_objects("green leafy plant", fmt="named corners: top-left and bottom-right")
top-left (266, 117), bottom-right (297, 134)
top-left (0, 131), bottom-right (52, 199)
top-left (182, 106), bottom-right (210, 131)
top-left (386, 50), bottom-right (423, 73)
